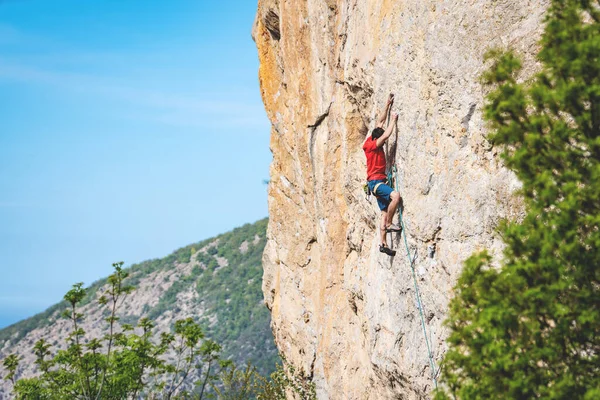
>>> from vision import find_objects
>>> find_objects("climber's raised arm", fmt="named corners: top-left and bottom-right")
top-left (376, 93), bottom-right (394, 128)
top-left (376, 113), bottom-right (398, 148)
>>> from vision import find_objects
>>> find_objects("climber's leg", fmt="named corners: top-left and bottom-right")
top-left (379, 210), bottom-right (396, 256)
top-left (373, 183), bottom-right (401, 232)
top-left (369, 180), bottom-right (397, 256)
top-left (380, 211), bottom-right (388, 246)
top-left (386, 191), bottom-right (402, 228)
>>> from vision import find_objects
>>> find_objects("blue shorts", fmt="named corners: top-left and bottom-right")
top-left (367, 179), bottom-right (394, 211)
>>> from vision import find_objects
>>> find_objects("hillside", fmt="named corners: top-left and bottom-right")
top-left (0, 218), bottom-right (277, 396)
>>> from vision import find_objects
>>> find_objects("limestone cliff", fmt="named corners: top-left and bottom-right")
top-left (254, 1), bottom-right (549, 398)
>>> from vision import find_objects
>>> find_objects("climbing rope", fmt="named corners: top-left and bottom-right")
top-left (389, 164), bottom-right (438, 389)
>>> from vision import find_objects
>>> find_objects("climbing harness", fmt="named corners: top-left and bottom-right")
top-left (372, 181), bottom-right (385, 197)
top-left (363, 180), bottom-right (388, 201)
top-left (389, 164), bottom-right (439, 389)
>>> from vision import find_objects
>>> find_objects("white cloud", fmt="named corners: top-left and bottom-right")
top-left (0, 59), bottom-right (269, 130)
top-left (0, 22), bottom-right (270, 130)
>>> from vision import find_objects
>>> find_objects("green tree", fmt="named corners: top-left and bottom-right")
top-left (436, 1), bottom-right (599, 399)
top-left (255, 358), bottom-right (316, 400)
top-left (212, 358), bottom-right (317, 400)
top-left (212, 363), bottom-right (258, 400)
top-left (2, 260), bottom-right (307, 400)
top-left (3, 263), bottom-right (225, 400)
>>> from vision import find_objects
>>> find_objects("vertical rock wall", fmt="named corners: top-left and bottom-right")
top-left (254, 1), bottom-right (548, 398)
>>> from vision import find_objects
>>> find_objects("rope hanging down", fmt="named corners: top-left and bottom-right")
top-left (389, 164), bottom-right (438, 389)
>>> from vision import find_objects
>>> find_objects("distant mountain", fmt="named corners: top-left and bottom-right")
top-left (0, 218), bottom-right (277, 397)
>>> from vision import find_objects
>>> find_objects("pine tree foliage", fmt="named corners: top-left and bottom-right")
top-left (436, 1), bottom-right (599, 398)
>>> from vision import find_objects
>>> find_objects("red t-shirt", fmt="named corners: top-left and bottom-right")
top-left (363, 137), bottom-right (387, 181)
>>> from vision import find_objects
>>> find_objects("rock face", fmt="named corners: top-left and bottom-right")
top-left (254, 1), bottom-right (548, 398)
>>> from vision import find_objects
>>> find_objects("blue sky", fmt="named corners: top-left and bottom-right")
top-left (0, 0), bottom-right (270, 328)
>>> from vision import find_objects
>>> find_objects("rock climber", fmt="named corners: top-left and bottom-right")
top-left (363, 93), bottom-right (402, 256)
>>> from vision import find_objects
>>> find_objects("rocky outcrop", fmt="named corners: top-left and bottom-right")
top-left (254, 1), bottom-right (548, 398)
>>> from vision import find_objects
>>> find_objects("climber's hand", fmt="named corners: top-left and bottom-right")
top-left (392, 113), bottom-right (399, 122)
top-left (387, 93), bottom-right (394, 106)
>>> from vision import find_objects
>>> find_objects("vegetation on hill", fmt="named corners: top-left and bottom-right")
top-left (3, 263), bottom-right (317, 399)
top-left (138, 218), bottom-right (276, 374)
top-left (436, 1), bottom-right (599, 398)
top-left (0, 218), bottom-right (278, 382)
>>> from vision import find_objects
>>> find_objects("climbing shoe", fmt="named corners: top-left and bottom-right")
top-left (385, 223), bottom-right (402, 233)
top-left (379, 244), bottom-right (396, 257)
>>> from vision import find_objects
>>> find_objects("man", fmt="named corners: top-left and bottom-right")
top-left (363, 93), bottom-right (402, 256)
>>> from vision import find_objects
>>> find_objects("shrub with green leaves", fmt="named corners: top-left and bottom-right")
top-left (3, 264), bottom-right (225, 400)
top-left (212, 358), bottom-right (317, 400)
top-left (3, 258), bottom-right (310, 400)
top-left (436, 1), bottom-right (599, 399)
